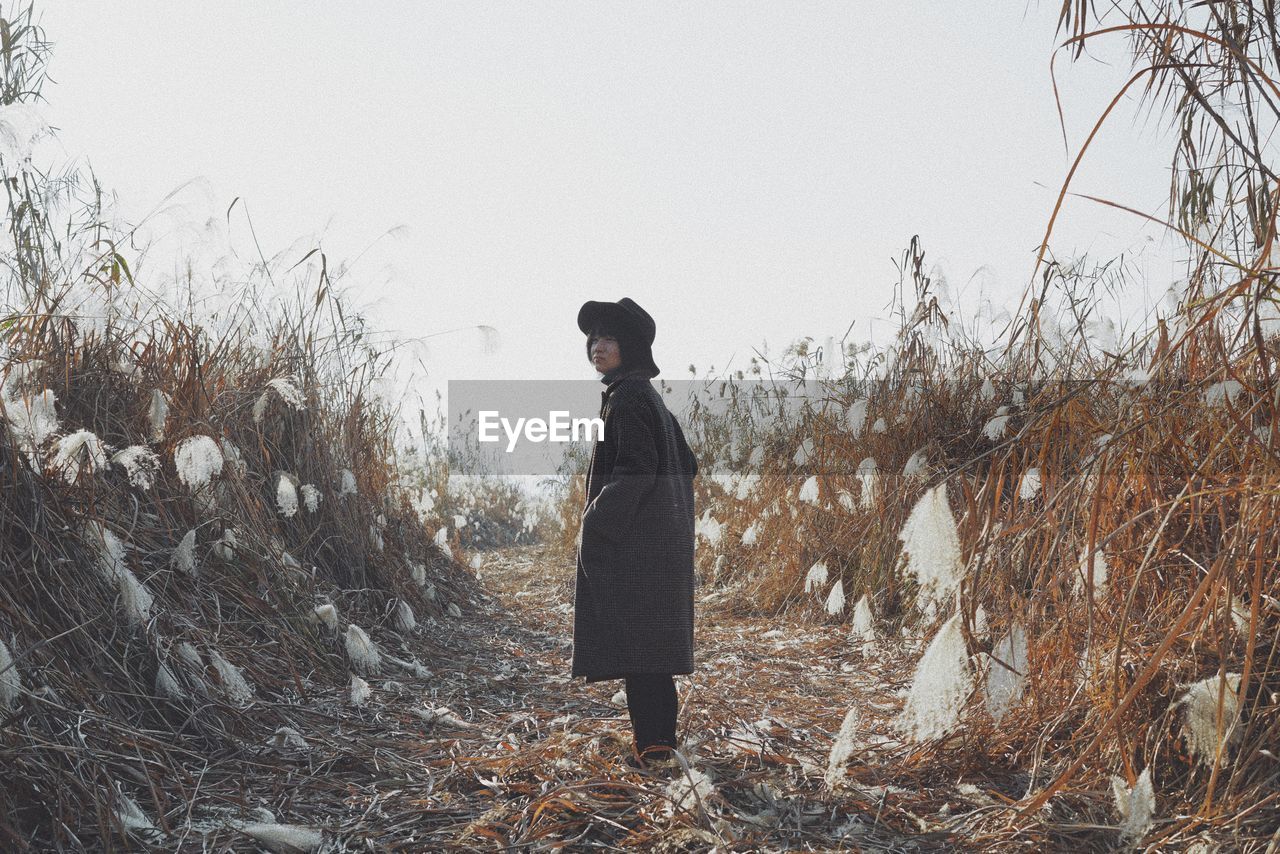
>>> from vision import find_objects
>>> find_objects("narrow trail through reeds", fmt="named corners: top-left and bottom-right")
top-left (303, 543), bottom-right (1002, 852)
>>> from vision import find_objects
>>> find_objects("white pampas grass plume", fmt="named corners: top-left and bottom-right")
top-left (694, 510), bottom-right (722, 545)
top-left (214, 528), bottom-right (238, 561)
top-left (850, 595), bottom-right (875, 643)
top-left (979, 378), bottom-right (995, 401)
top-left (734, 473), bottom-right (760, 499)
top-left (871, 417), bottom-right (887, 434)
top-left (447, 602), bottom-right (462, 618)
top-left (300, 484), bottom-right (321, 513)
top-left (219, 437), bottom-right (246, 476)
top-left (253, 377), bottom-right (306, 423)
top-left (903, 449), bottom-right (928, 479)
top-left (172, 530), bottom-right (197, 575)
top-left (51, 429), bottom-right (109, 483)
top-left (343, 624), bottom-right (381, 675)
top-left (1177, 673), bottom-right (1242, 767)
top-left (350, 674), bottom-right (371, 706)
top-left (984, 623), bottom-right (1028, 723)
top-left (798, 475), bottom-right (820, 504)
top-left (338, 468), bottom-right (357, 496)
top-left (416, 705), bottom-right (475, 728)
top-left (665, 767), bottom-right (715, 815)
top-left (469, 553), bottom-right (483, 571)
top-left (1111, 767), bottom-right (1155, 845)
top-left (897, 613), bottom-right (973, 742)
top-left (174, 435), bottom-right (223, 490)
top-left (982, 406), bottom-right (1010, 440)
top-left (824, 707), bottom-right (861, 788)
top-left (1, 364), bottom-right (58, 448)
top-left (836, 490), bottom-right (856, 512)
top-left (235, 822), bottom-right (324, 852)
top-left (115, 569), bottom-right (154, 627)
top-left (112, 787), bottom-right (158, 836)
top-left (424, 583), bottom-right (437, 602)
top-left (7, 387), bottom-right (60, 449)
top-left (210, 649), bottom-right (254, 703)
top-left (1204, 379), bottom-right (1243, 408)
top-left (1, 359), bottom-right (43, 399)
top-left (804, 561), bottom-right (829, 593)
top-left (27, 389), bottom-right (60, 444)
top-left (1075, 547), bottom-right (1109, 601)
top-left (312, 603), bottom-right (339, 631)
top-left (897, 484), bottom-right (963, 607)
top-left (409, 561), bottom-right (427, 586)
top-left (973, 605), bottom-right (989, 639)
top-left (394, 600), bottom-right (417, 633)
top-left (1227, 595), bottom-right (1250, 636)
top-left (1018, 468), bottom-right (1042, 500)
top-left (275, 473), bottom-right (299, 517)
top-left (845, 398), bottom-right (868, 436)
top-left (825, 579), bottom-right (846, 615)
top-left (741, 522), bottom-right (759, 546)
top-left (857, 457), bottom-right (878, 509)
top-left (0, 637), bottom-right (21, 710)
top-left (1122, 367), bottom-right (1150, 389)
top-left (747, 445), bottom-right (764, 467)
top-left (175, 642), bottom-right (203, 671)
top-left (370, 525), bottom-right (384, 552)
top-left (271, 726), bottom-right (310, 750)
top-left (147, 389), bottom-right (168, 442)
top-left (86, 522), bottom-right (154, 627)
top-left (793, 437), bottom-right (814, 466)
top-left (434, 526), bottom-right (452, 559)
top-left (147, 386), bottom-right (170, 440)
top-left (267, 377), bottom-right (305, 407)
top-left (155, 661), bottom-right (187, 700)
top-left (112, 445), bottom-right (160, 490)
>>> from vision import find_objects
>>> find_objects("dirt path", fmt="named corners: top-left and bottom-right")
top-left (199, 545), bottom-right (1006, 851)
top-left (379, 544), bottom-right (972, 851)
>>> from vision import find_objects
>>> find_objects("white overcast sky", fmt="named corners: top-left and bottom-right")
top-left (38, 3), bottom-right (1183, 411)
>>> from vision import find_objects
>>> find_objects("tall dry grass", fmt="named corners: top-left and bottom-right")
top-left (552, 2), bottom-right (1280, 846)
top-left (0, 7), bottom-right (472, 847)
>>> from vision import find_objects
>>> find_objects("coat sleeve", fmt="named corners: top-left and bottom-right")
top-left (582, 396), bottom-right (658, 545)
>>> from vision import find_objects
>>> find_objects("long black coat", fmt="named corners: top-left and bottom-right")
top-left (572, 369), bottom-right (699, 682)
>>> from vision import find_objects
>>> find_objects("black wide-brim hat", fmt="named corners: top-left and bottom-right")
top-left (577, 296), bottom-right (660, 378)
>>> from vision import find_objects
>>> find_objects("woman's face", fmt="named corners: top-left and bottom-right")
top-left (590, 335), bottom-right (623, 374)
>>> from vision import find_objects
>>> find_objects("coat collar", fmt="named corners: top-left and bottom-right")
top-left (599, 367), bottom-right (649, 413)
top-left (600, 365), bottom-right (648, 388)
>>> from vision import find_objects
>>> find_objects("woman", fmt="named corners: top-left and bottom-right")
top-left (573, 297), bottom-right (698, 769)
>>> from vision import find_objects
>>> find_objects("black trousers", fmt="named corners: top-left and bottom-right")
top-left (624, 674), bottom-right (678, 751)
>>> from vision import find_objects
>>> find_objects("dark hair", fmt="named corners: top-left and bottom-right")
top-left (585, 324), bottom-right (634, 368)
